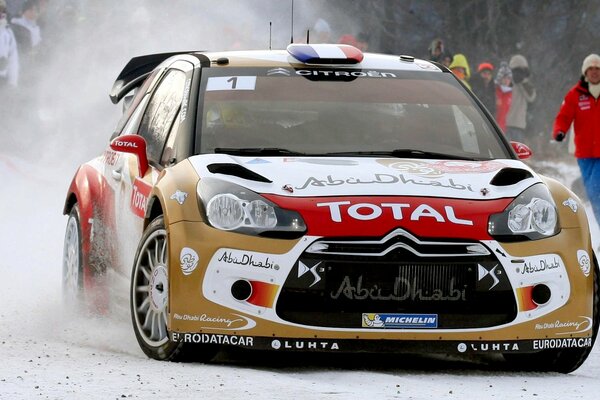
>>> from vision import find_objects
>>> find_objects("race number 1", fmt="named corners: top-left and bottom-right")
top-left (206, 76), bottom-right (257, 91)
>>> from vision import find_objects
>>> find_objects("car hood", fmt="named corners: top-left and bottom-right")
top-left (188, 155), bottom-right (541, 200)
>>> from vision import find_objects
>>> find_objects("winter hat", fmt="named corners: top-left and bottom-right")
top-left (449, 54), bottom-right (471, 80)
top-left (477, 62), bottom-right (494, 72)
top-left (509, 54), bottom-right (529, 69)
top-left (495, 61), bottom-right (513, 83)
top-left (582, 54), bottom-right (600, 76)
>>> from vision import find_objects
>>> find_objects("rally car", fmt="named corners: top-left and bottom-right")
top-left (62, 44), bottom-right (598, 372)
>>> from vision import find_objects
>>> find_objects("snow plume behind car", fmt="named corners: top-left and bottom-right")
top-left (0, 0), bottom-right (352, 364)
top-left (2, 0), bottom-right (343, 162)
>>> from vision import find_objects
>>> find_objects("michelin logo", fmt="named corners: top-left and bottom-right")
top-left (362, 313), bottom-right (438, 328)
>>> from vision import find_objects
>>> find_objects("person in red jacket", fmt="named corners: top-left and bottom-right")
top-left (494, 62), bottom-right (513, 132)
top-left (553, 53), bottom-right (600, 223)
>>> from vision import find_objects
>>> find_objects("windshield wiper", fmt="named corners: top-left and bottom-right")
top-left (214, 147), bottom-right (307, 156)
top-left (324, 149), bottom-right (479, 160)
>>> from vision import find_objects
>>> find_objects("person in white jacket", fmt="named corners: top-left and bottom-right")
top-left (0, 0), bottom-right (19, 87)
top-left (505, 54), bottom-right (536, 143)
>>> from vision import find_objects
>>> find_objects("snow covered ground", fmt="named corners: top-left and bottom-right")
top-left (1, 154), bottom-right (599, 400)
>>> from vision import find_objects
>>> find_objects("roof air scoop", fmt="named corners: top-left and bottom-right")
top-left (490, 168), bottom-right (533, 186)
top-left (287, 43), bottom-right (364, 64)
top-left (207, 163), bottom-right (272, 183)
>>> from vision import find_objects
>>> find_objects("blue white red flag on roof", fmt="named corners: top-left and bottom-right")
top-left (287, 44), bottom-right (364, 65)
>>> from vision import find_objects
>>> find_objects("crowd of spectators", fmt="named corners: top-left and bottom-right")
top-left (429, 38), bottom-right (537, 145)
top-left (0, 0), bottom-right (45, 90)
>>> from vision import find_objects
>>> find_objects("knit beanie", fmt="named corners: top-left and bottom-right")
top-left (509, 54), bottom-right (529, 69)
top-left (582, 54), bottom-right (600, 76)
top-left (494, 61), bottom-right (512, 85)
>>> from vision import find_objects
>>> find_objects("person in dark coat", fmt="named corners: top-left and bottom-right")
top-left (427, 38), bottom-right (452, 67)
top-left (470, 62), bottom-right (497, 115)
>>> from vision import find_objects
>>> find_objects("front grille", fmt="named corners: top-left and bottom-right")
top-left (276, 231), bottom-right (517, 329)
top-left (305, 228), bottom-right (490, 259)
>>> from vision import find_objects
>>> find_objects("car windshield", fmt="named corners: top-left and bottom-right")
top-left (197, 67), bottom-right (510, 160)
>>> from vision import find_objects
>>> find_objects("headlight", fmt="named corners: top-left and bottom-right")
top-left (488, 184), bottom-right (560, 241)
top-left (198, 177), bottom-right (306, 237)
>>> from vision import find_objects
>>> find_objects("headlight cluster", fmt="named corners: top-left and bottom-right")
top-left (198, 177), bottom-right (306, 237)
top-left (489, 184), bottom-right (560, 241)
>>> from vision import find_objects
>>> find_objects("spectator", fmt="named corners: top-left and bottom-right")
top-left (312, 18), bottom-right (331, 43)
top-left (4, 0), bottom-right (24, 19)
top-left (440, 53), bottom-right (453, 68)
top-left (428, 38), bottom-right (452, 67)
top-left (448, 53), bottom-right (471, 89)
top-left (471, 62), bottom-right (496, 114)
top-left (338, 33), bottom-right (358, 47)
top-left (338, 32), bottom-right (368, 51)
top-left (9, 0), bottom-right (39, 85)
top-left (0, 0), bottom-right (19, 87)
top-left (494, 62), bottom-right (512, 132)
top-left (356, 32), bottom-right (369, 51)
top-left (505, 54), bottom-right (536, 143)
top-left (553, 53), bottom-right (600, 223)
top-left (428, 38), bottom-right (444, 62)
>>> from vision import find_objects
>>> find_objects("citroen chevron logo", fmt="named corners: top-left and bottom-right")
top-left (478, 263), bottom-right (500, 290)
top-left (298, 261), bottom-right (322, 287)
top-left (267, 67), bottom-right (291, 76)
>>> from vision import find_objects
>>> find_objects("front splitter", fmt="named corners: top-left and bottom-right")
top-left (170, 332), bottom-right (593, 354)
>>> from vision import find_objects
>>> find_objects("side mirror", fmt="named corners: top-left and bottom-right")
top-left (510, 141), bottom-right (533, 160)
top-left (110, 134), bottom-right (149, 176)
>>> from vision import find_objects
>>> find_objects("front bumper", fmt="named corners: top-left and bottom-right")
top-left (167, 221), bottom-right (594, 352)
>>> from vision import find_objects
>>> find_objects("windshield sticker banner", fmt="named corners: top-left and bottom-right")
top-left (206, 76), bottom-right (257, 91)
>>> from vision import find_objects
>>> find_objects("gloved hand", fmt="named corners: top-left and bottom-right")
top-left (555, 131), bottom-right (566, 142)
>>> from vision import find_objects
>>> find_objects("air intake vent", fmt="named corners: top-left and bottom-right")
top-left (490, 168), bottom-right (533, 186)
top-left (207, 163), bottom-right (272, 183)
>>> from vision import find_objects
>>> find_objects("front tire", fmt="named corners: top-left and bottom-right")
top-left (503, 254), bottom-right (600, 373)
top-left (63, 204), bottom-right (83, 306)
top-left (130, 216), bottom-right (218, 361)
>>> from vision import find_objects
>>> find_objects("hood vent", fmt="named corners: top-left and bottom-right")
top-left (490, 168), bottom-right (533, 186)
top-left (207, 163), bottom-right (272, 183)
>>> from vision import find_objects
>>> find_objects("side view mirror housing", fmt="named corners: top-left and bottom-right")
top-left (510, 141), bottom-right (533, 160)
top-left (110, 134), bottom-right (149, 176)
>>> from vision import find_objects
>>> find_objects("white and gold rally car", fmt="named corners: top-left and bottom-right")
top-left (63, 44), bottom-right (598, 372)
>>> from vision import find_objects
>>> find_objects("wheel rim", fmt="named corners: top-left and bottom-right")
top-left (63, 214), bottom-right (80, 300)
top-left (132, 229), bottom-right (169, 347)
